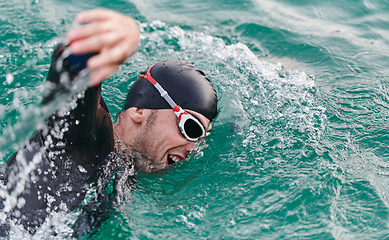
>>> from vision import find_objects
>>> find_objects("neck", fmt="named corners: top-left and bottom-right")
top-left (113, 125), bottom-right (149, 173)
top-left (113, 124), bottom-right (126, 150)
top-left (113, 120), bottom-right (138, 155)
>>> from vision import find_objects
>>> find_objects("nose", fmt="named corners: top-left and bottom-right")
top-left (184, 141), bottom-right (196, 152)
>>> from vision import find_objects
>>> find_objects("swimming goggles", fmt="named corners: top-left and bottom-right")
top-left (139, 65), bottom-right (206, 142)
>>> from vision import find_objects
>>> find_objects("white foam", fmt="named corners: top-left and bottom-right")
top-left (5, 74), bottom-right (14, 85)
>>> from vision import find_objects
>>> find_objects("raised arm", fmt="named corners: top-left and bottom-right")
top-left (41, 9), bottom-right (141, 167)
top-left (1, 9), bottom-right (141, 233)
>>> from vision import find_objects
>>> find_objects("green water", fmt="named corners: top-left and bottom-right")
top-left (2, 0), bottom-right (389, 239)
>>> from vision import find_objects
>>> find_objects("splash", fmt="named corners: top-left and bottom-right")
top-left (136, 21), bottom-right (326, 145)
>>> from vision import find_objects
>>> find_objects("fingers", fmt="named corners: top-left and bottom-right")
top-left (75, 8), bottom-right (116, 23)
top-left (86, 39), bottom-right (138, 85)
top-left (67, 21), bottom-right (113, 44)
top-left (68, 27), bottom-right (124, 54)
top-left (89, 64), bottom-right (120, 86)
top-left (65, 8), bottom-right (141, 86)
top-left (67, 14), bottom-right (139, 55)
top-left (87, 39), bottom-right (138, 69)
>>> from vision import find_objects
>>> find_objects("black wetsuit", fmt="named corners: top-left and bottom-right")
top-left (0, 44), bottom-right (134, 237)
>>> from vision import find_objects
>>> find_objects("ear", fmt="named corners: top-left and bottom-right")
top-left (127, 107), bottom-right (150, 124)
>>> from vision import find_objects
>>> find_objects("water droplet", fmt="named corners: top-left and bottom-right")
top-left (78, 165), bottom-right (87, 173)
top-left (5, 74), bottom-right (14, 85)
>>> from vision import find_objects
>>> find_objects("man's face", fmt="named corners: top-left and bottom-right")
top-left (130, 109), bottom-right (210, 173)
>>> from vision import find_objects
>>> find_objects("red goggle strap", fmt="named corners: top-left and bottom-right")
top-left (139, 65), bottom-right (177, 109)
top-left (139, 65), bottom-right (205, 141)
top-left (173, 105), bottom-right (189, 122)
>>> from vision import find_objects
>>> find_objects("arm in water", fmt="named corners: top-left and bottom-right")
top-left (0, 9), bottom-right (140, 235)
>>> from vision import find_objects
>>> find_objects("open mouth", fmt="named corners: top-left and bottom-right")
top-left (167, 154), bottom-right (181, 166)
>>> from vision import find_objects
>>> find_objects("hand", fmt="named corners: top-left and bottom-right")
top-left (66, 9), bottom-right (140, 86)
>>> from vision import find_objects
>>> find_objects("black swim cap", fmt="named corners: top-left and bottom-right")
top-left (124, 59), bottom-right (217, 121)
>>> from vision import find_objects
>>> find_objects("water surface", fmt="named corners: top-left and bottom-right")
top-left (1, 0), bottom-right (389, 239)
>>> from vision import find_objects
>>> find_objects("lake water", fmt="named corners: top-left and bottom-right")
top-left (1, 0), bottom-right (389, 239)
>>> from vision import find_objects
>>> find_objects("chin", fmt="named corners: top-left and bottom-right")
top-left (134, 159), bottom-right (165, 173)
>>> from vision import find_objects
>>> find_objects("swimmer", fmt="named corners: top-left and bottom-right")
top-left (0, 9), bottom-right (217, 237)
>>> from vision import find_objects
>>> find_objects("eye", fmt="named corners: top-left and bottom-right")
top-left (184, 119), bottom-right (203, 139)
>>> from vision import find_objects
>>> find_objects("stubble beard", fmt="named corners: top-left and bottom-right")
top-left (120, 110), bottom-right (164, 173)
